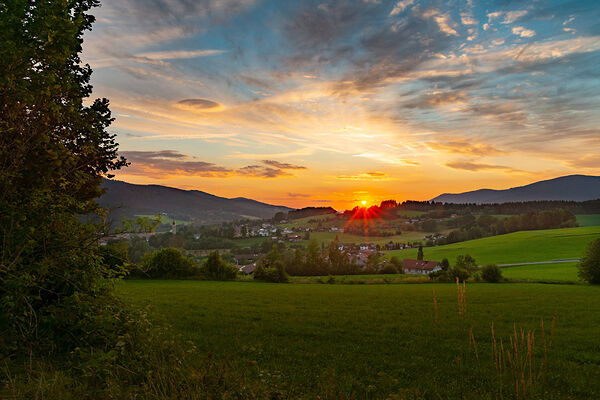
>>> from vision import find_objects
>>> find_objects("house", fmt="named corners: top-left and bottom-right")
top-left (239, 264), bottom-right (256, 275)
top-left (402, 259), bottom-right (442, 275)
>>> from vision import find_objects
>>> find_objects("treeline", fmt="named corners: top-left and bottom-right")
top-left (286, 206), bottom-right (337, 220)
top-left (443, 209), bottom-right (577, 244)
top-left (396, 199), bottom-right (600, 214)
top-left (254, 239), bottom-right (400, 278)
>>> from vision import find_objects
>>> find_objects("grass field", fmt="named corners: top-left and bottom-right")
top-left (501, 262), bottom-right (580, 283)
top-left (387, 226), bottom-right (600, 265)
top-left (117, 281), bottom-right (600, 399)
top-left (576, 214), bottom-right (600, 226)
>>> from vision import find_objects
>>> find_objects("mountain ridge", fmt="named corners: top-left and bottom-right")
top-left (99, 179), bottom-right (293, 225)
top-left (431, 175), bottom-right (600, 204)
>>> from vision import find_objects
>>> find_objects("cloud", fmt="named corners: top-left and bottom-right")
top-left (502, 10), bottom-right (528, 24)
top-left (287, 192), bottom-right (311, 198)
top-left (389, 0), bottom-right (414, 16)
top-left (262, 160), bottom-right (307, 170)
top-left (176, 99), bottom-right (223, 112)
top-left (134, 49), bottom-right (225, 60)
top-left (445, 161), bottom-right (525, 173)
top-left (121, 150), bottom-right (231, 177)
top-left (566, 154), bottom-right (600, 170)
top-left (107, 0), bottom-right (258, 25)
top-left (427, 140), bottom-right (508, 156)
top-left (337, 171), bottom-right (391, 181)
top-left (512, 26), bottom-right (535, 38)
top-left (120, 150), bottom-right (301, 179)
top-left (236, 165), bottom-right (291, 178)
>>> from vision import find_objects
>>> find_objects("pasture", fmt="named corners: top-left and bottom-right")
top-left (387, 226), bottom-right (600, 265)
top-left (576, 214), bottom-right (600, 226)
top-left (500, 262), bottom-right (580, 283)
top-left (117, 281), bottom-right (600, 399)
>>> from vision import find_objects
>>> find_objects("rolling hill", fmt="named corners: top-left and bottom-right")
top-left (431, 175), bottom-right (600, 204)
top-left (98, 179), bottom-right (292, 225)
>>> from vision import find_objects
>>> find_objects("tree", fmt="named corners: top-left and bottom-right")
top-left (481, 265), bottom-right (503, 283)
top-left (455, 254), bottom-right (477, 270)
top-left (1, 0), bottom-right (128, 354)
top-left (440, 258), bottom-right (450, 271)
top-left (578, 238), bottom-right (600, 284)
top-left (254, 246), bottom-right (289, 283)
top-left (202, 251), bottom-right (238, 281)
top-left (390, 256), bottom-right (404, 273)
top-left (140, 248), bottom-right (198, 279)
top-left (417, 245), bottom-right (424, 260)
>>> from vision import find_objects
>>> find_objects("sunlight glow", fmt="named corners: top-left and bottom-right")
top-left (361, 200), bottom-right (367, 205)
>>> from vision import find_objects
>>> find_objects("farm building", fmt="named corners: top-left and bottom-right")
top-left (402, 259), bottom-right (442, 275)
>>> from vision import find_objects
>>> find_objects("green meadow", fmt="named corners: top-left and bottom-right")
top-left (117, 281), bottom-right (600, 399)
top-left (388, 226), bottom-right (600, 265)
top-left (576, 214), bottom-right (600, 226)
top-left (501, 262), bottom-right (580, 283)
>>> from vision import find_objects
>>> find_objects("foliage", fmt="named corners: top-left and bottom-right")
top-left (417, 245), bottom-right (424, 260)
top-left (379, 264), bottom-right (399, 274)
top-left (201, 251), bottom-right (238, 281)
top-left (139, 248), bottom-right (199, 279)
top-left (440, 258), bottom-right (450, 271)
top-left (455, 254), bottom-right (477, 270)
top-left (481, 264), bottom-right (503, 283)
top-left (254, 246), bottom-right (289, 283)
top-left (578, 238), bottom-right (600, 284)
top-left (390, 256), bottom-right (404, 273)
top-left (0, 0), bottom-right (129, 355)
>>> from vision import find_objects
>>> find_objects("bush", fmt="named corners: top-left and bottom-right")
top-left (481, 264), bottom-right (503, 283)
top-left (578, 238), bottom-right (600, 284)
top-left (448, 266), bottom-right (471, 282)
top-left (379, 263), bottom-right (399, 274)
top-left (138, 248), bottom-right (199, 279)
top-left (254, 246), bottom-right (289, 283)
top-left (201, 251), bottom-right (238, 281)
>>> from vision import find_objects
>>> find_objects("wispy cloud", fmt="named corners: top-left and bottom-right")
top-left (134, 49), bottom-right (225, 60)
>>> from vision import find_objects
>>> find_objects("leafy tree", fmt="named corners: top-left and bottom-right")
top-left (202, 251), bottom-right (238, 281)
top-left (379, 263), bottom-right (398, 274)
top-left (455, 254), bottom-right (477, 270)
top-left (254, 246), bottom-right (289, 283)
top-left (1, 0), bottom-right (128, 354)
top-left (417, 245), bottom-right (424, 260)
top-left (481, 264), bottom-right (503, 283)
top-left (390, 256), bottom-right (404, 273)
top-left (140, 248), bottom-right (198, 279)
top-left (578, 238), bottom-right (600, 284)
top-left (440, 258), bottom-right (450, 271)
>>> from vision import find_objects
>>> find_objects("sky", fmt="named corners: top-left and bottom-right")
top-left (82, 0), bottom-right (600, 210)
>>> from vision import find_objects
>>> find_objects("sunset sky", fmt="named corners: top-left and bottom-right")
top-left (83, 0), bottom-right (600, 210)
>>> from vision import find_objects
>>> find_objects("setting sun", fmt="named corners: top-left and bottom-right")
top-left (361, 200), bottom-right (367, 206)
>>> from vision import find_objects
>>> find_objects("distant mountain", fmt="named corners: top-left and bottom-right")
top-left (431, 175), bottom-right (600, 204)
top-left (99, 179), bottom-right (293, 225)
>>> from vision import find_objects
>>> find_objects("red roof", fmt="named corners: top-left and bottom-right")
top-left (402, 259), bottom-right (440, 271)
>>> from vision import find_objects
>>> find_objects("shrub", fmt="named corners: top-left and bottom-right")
top-left (455, 254), bottom-right (477, 270)
top-left (481, 264), bottom-right (503, 283)
top-left (254, 246), bottom-right (289, 283)
top-left (578, 238), bottom-right (600, 284)
top-left (390, 256), bottom-right (404, 273)
top-left (379, 263), bottom-right (399, 274)
top-left (139, 248), bottom-right (199, 279)
top-left (448, 266), bottom-right (471, 282)
top-left (201, 251), bottom-right (238, 281)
